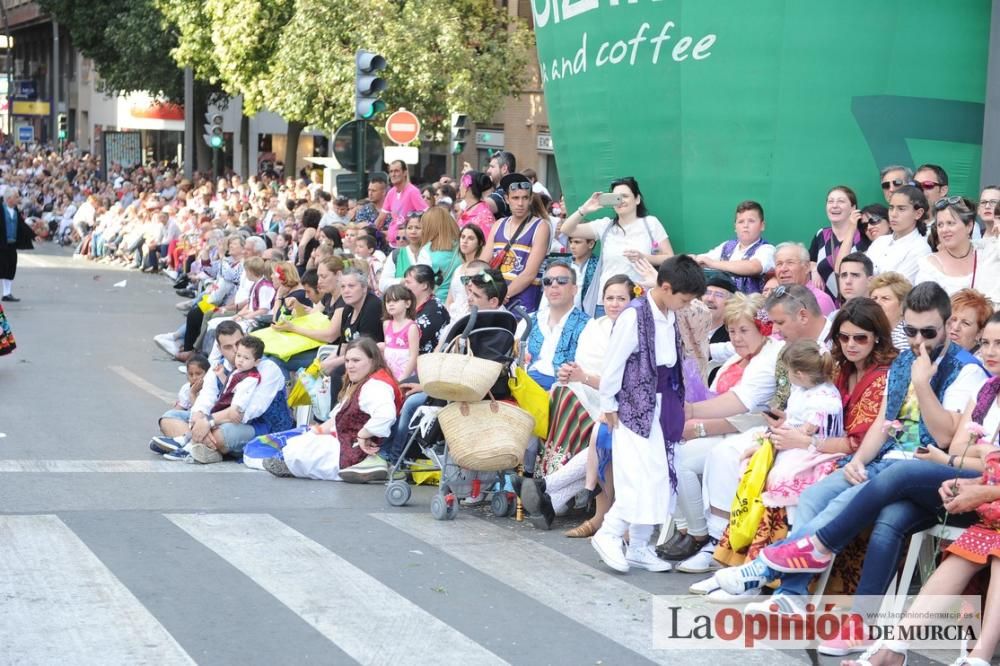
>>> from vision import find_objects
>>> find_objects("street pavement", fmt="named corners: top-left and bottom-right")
top-left (0, 244), bottom-right (956, 665)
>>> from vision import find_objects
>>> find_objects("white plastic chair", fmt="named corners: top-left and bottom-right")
top-left (885, 523), bottom-right (965, 617)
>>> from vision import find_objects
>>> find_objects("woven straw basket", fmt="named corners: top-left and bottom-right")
top-left (417, 339), bottom-right (503, 402)
top-left (438, 399), bottom-right (534, 471)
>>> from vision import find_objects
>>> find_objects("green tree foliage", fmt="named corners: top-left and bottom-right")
top-left (39, 0), bottom-right (184, 99)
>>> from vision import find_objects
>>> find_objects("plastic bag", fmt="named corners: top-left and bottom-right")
top-left (508, 366), bottom-right (549, 439)
top-left (728, 439), bottom-right (775, 552)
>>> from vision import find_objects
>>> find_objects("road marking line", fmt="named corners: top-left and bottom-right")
top-left (0, 515), bottom-right (195, 665)
top-left (373, 513), bottom-right (797, 665)
top-left (167, 513), bottom-right (509, 665)
top-left (109, 365), bottom-right (175, 405)
top-left (0, 460), bottom-right (254, 473)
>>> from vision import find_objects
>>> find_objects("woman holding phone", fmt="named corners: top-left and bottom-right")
top-left (560, 177), bottom-right (674, 307)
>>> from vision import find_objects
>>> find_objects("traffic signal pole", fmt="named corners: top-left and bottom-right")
top-left (354, 49), bottom-right (387, 200)
top-left (355, 119), bottom-right (366, 200)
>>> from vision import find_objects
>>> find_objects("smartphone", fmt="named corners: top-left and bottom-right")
top-left (915, 446), bottom-right (930, 454)
top-left (763, 410), bottom-right (780, 420)
top-left (598, 192), bottom-right (623, 207)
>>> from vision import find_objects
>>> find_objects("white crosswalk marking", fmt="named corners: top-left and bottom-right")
top-left (166, 513), bottom-right (509, 666)
top-left (0, 515), bottom-right (195, 665)
top-left (374, 512), bottom-right (802, 665)
top-left (0, 460), bottom-right (255, 473)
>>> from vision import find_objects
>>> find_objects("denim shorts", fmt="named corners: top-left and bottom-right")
top-left (159, 409), bottom-right (191, 423)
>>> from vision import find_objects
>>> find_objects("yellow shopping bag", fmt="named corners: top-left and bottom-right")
top-left (252, 312), bottom-right (331, 361)
top-left (508, 366), bottom-right (549, 439)
top-left (728, 438), bottom-right (775, 552)
top-left (197, 294), bottom-right (217, 314)
top-left (287, 358), bottom-right (322, 408)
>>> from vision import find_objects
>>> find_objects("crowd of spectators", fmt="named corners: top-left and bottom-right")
top-left (9, 141), bottom-right (1000, 664)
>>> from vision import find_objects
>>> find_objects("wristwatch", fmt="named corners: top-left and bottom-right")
top-left (695, 422), bottom-right (707, 439)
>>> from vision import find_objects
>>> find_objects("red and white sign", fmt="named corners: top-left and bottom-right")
top-left (385, 109), bottom-right (420, 145)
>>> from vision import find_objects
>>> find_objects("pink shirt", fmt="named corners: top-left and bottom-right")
top-left (807, 283), bottom-right (837, 317)
top-left (383, 183), bottom-right (428, 247)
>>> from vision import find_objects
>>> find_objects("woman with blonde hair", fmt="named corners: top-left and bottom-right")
top-left (419, 206), bottom-right (461, 301)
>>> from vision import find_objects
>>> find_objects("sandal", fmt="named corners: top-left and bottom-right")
top-left (564, 519), bottom-right (597, 538)
top-left (850, 640), bottom-right (908, 666)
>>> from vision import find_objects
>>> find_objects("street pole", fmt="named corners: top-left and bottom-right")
top-left (50, 21), bottom-right (59, 146)
top-left (183, 66), bottom-right (193, 180)
top-left (355, 119), bottom-right (366, 200)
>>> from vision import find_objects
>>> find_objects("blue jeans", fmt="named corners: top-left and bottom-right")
top-left (771, 458), bottom-right (897, 596)
top-left (379, 392), bottom-right (428, 464)
top-left (268, 349), bottom-right (317, 378)
top-left (814, 459), bottom-right (981, 604)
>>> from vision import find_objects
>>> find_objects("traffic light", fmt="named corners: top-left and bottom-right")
top-left (203, 112), bottom-right (224, 149)
top-left (355, 49), bottom-right (387, 120)
top-left (57, 113), bottom-right (67, 140)
top-left (450, 113), bottom-right (469, 154)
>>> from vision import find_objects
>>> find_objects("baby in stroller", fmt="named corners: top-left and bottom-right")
top-left (384, 269), bottom-right (528, 518)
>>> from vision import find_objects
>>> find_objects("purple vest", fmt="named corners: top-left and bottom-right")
top-left (615, 297), bottom-right (685, 489)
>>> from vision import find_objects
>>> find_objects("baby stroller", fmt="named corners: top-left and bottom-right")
top-left (384, 306), bottom-right (531, 520)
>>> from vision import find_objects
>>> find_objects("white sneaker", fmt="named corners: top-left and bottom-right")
top-left (591, 530), bottom-right (629, 573)
top-left (705, 587), bottom-right (764, 603)
top-left (154, 333), bottom-right (180, 356)
top-left (688, 575), bottom-right (721, 595)
top-left (625, 546), bottom-right (672, 572)
top-left (176, 300), bottom-right (193, 312)
top-left (716, 558), bottom-right (770, 595)
top-left (189, 442), bottom-right (223, 464)
top-left (676, 539), bottom-right (722, 573)
top-left (744, 594), bottom-right (808, 616)
top-left (178, 365), bottom-right (188, 374)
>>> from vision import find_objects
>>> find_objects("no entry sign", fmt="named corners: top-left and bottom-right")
top-left (385, 109), bottom-right (420, 145)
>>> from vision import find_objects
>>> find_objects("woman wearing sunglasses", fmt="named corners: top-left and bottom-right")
top-left (703, 298), bottom-right (896, 598)
top-left (860, 203), bottom-right (890, 244)
top-left (560, 176), bottom-right (674, 308)
top-left (915, 197), bottom-right (980, 296)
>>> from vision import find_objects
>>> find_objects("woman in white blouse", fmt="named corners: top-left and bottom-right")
top-left (866, 185), bottom-right (932, 285)
top-left (559, 177), bottom-right (674, 300)
top-left (915, 197), bottom-right (979, 296)
top-left (262, 338), bottom-right (400, 482)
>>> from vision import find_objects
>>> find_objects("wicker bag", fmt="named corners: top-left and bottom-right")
top-left (438, 398), bottom-right (534, 471)
top-left (417, 337), bottom-right (504, 402)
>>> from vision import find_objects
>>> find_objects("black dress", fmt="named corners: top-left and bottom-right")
top-left (0, 204), bottom-right (34, 281)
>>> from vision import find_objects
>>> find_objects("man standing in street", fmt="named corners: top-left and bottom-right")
top-left (375, 161), bottom-right (426, 246)
top-left (0, 186), bottom-right (34, 302)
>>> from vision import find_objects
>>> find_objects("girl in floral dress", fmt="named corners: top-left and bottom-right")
top-left (0, 302), bottom-right (14, 356)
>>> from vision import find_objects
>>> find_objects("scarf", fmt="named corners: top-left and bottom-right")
top-left (527, 308), bottom-right (590, 372)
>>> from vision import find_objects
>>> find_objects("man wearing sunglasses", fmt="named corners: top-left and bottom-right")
top-left (878, 164), bottom-right (913, 203)
top-left (746, 283), bottom-right (987, 640)
top-left (520, 261), bottom-right (590, 391)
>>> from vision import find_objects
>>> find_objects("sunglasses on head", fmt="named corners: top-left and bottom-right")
top-left (933, 195), bottom-right (965, 211)
top-left (903, 324), bottom-right (941, 339)
top-left (506, 182), bottom-right (532, 192)
top-left (542, 275), bottom-right (571, 287)
top-left (460, 270), bottom-right (495, 286)
top-left (881, 178), bottom-right (906, 190)
top-left (837, 332), bottom-right (872, 344)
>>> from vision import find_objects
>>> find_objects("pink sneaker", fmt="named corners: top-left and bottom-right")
top-left (816, 614), bottom-right (871, 656)
top-left (759, 537), bottom-right (832, 573)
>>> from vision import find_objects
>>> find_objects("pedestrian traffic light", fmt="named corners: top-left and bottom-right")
top-left (203, 112), bottom-right (224, 149)
top-left (355, 49), bottom-right (387, 120)
top-left (450, 113), bottom-right (469, 155)
top-left (57, 113), bottom-right (67, 140)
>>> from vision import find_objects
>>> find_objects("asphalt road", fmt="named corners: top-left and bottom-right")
top-left (0, 244), bottom-right (956, 665)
